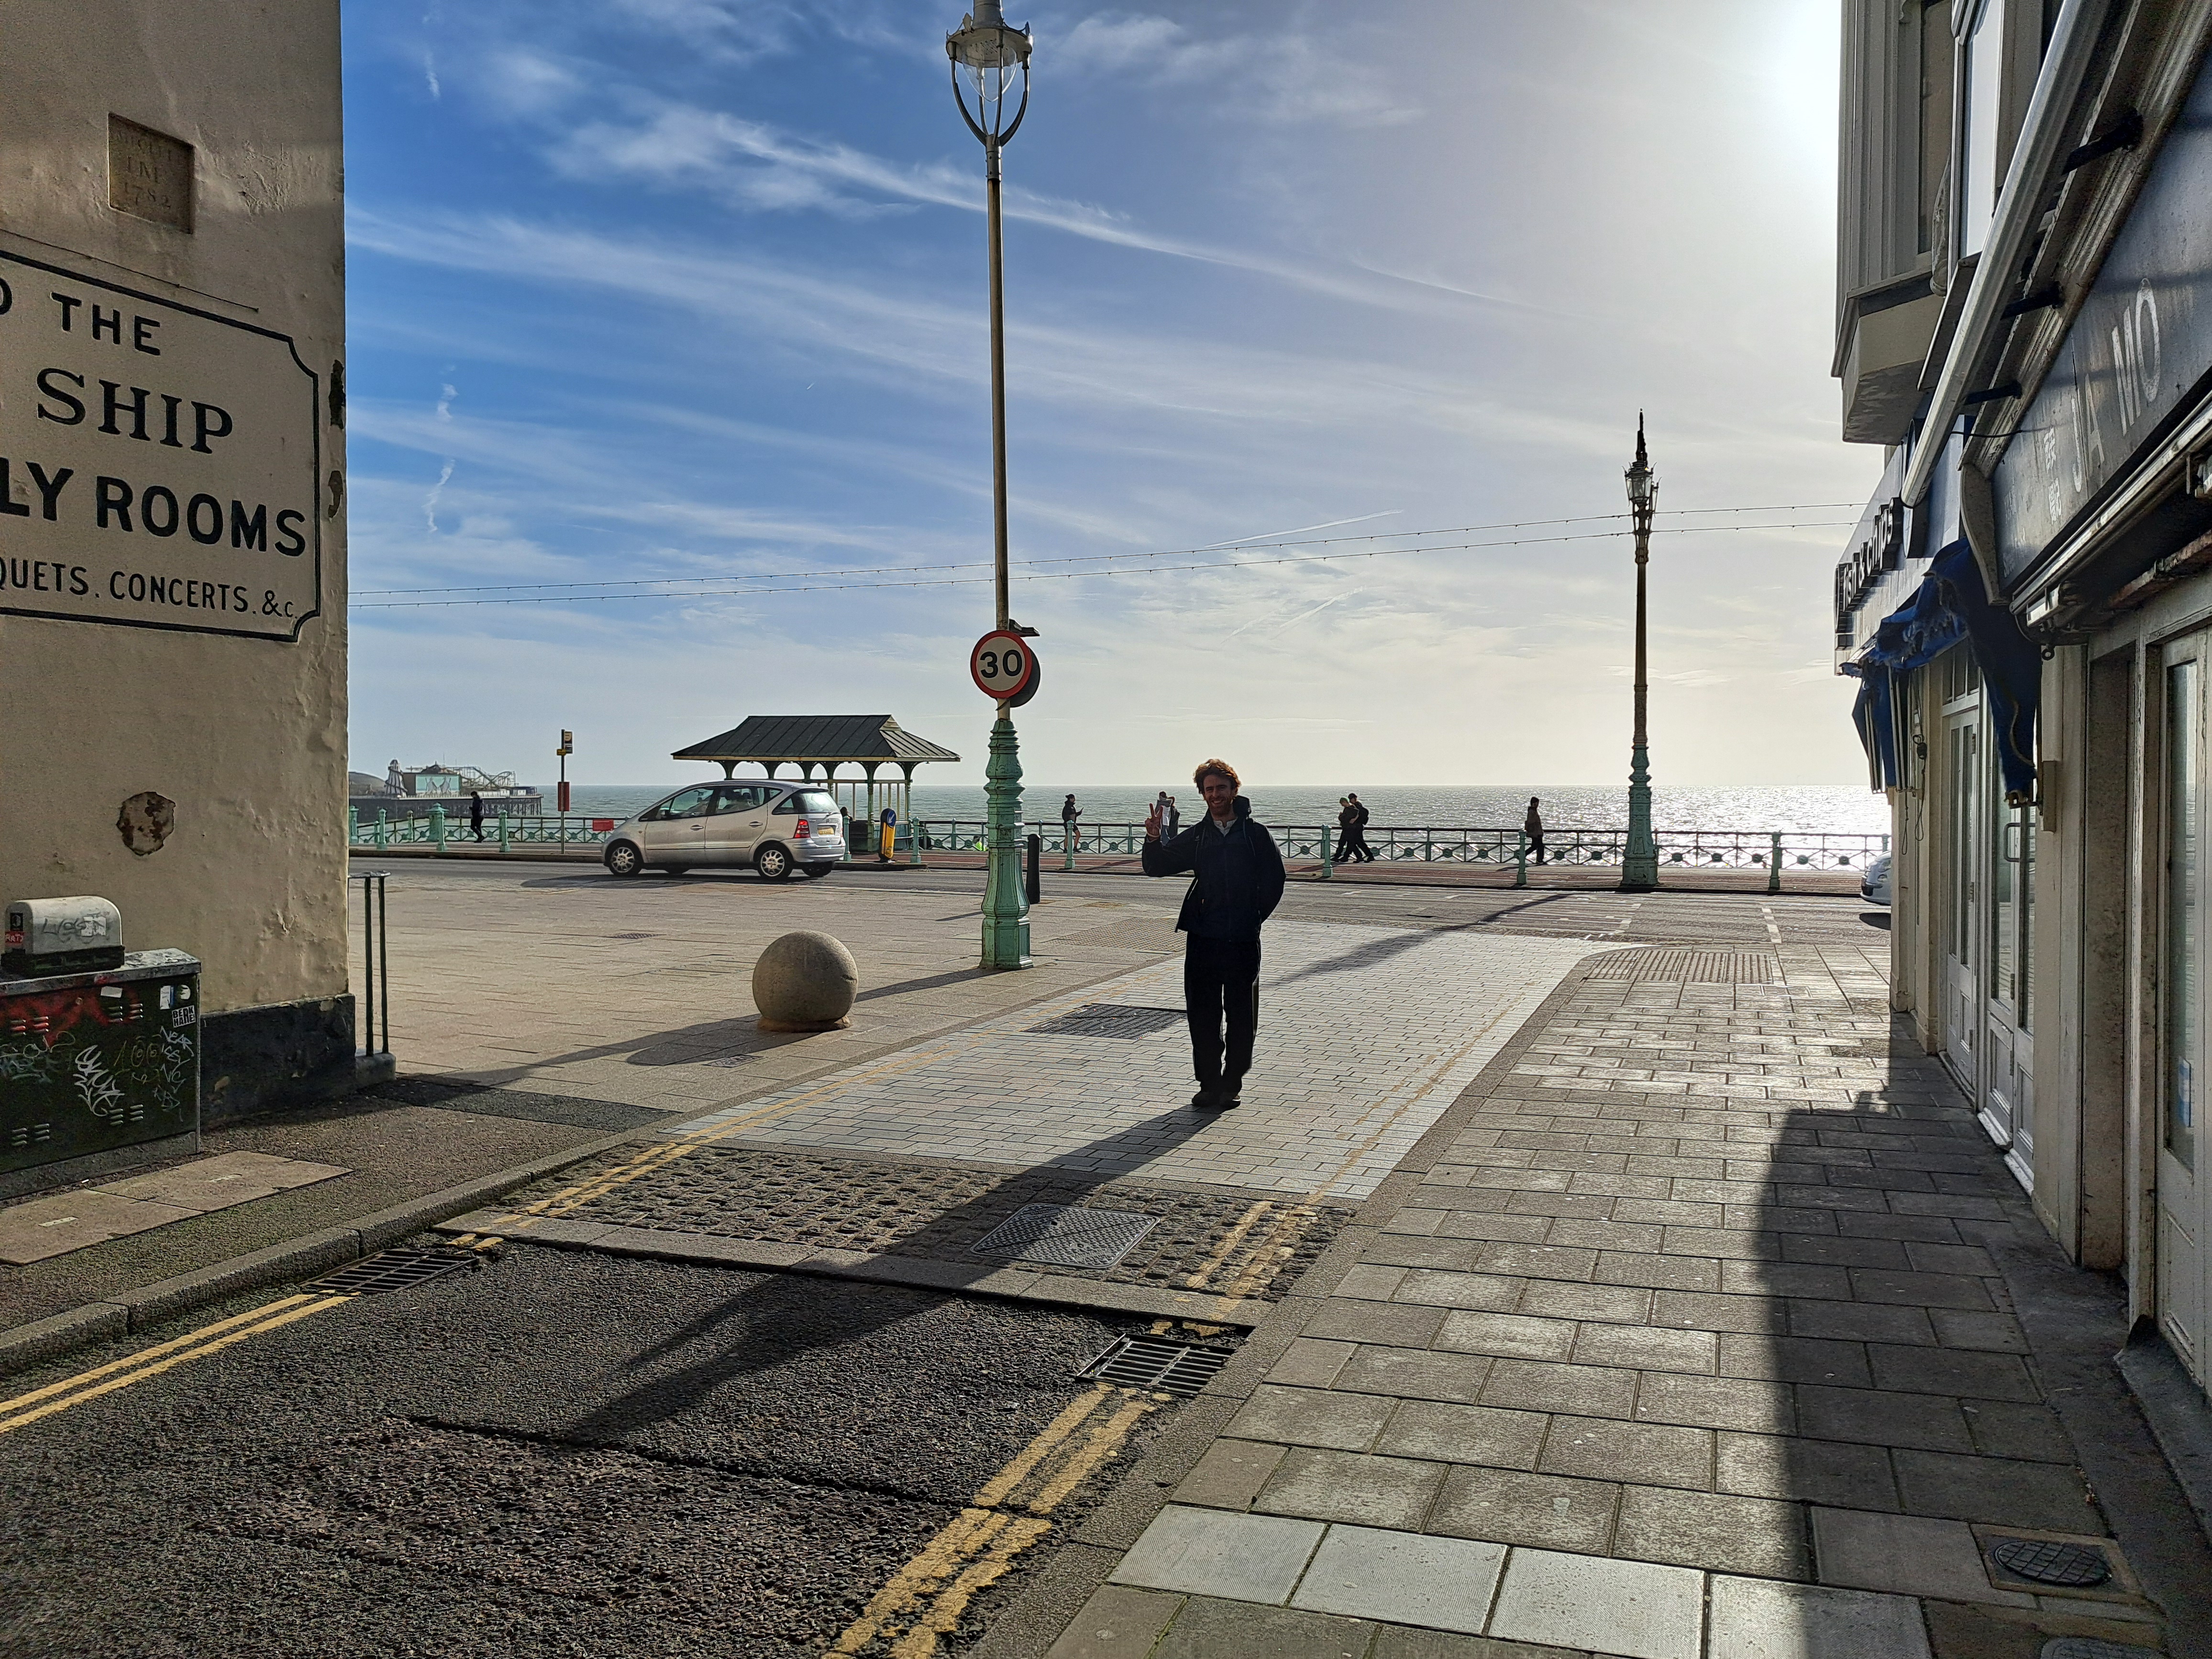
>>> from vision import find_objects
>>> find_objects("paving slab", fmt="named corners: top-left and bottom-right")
top-left (1108, 1505), bottom-right (1324, 1603)
top-left (1288, 1525), bottom-right (1505, 1632)
top-left (0, 1190), bottom-right (198, 1264)
top-left (95, 1151), bottom-right (350, 1213)
top-left (1485, 1547), bottom-right (1703, 1659)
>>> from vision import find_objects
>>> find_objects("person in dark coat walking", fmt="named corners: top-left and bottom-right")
top-left (1346, 792), bottom-right (1375, 862)
top-left (1524, 796), bottom-right (1546, 864)
top-left (1335, 796), bottom-right (1359, 864)
top-left (469, 790), bottom-right (487, 843)
top-left (1142, 759), bottom-right (1286, 1110)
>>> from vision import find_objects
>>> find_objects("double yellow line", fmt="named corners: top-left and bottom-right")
top-left (830, 1381), bottom-right (1159, 1659)
top-left (0, 1292), bottom-right (351, 1437)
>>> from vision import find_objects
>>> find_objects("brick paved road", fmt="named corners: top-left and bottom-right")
top-left (1029, 940), bottom-right (2211, 1659)
top-left (655, 921), bottom-right (1601, 1204)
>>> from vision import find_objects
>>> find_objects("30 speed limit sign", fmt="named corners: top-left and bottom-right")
top-left (970, 630), bottom-right (1040, 702)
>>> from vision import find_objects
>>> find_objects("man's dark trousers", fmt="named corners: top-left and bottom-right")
top-left (1185, 936), bottom-right (1261, 1093)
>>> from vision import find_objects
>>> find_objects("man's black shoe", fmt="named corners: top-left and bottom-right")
top-left (1191, 1088), bottom-right (1219, 1110)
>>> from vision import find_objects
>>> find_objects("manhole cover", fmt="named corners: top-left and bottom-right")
top-left (971, 1204), bottom-right (1161, 1269)
top-left (1989, 1537), bottom-right (2112, 1587)
top-left (1080, 1335), bottom-right (1234, 1395)
top-left (1027, 1004), bottom-right (1186, 1039)
top-left (303, 1246), bottom-right (480, 1296)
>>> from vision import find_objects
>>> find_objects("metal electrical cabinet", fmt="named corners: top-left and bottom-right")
top-left (0, 949), bottom-right (202, 1179)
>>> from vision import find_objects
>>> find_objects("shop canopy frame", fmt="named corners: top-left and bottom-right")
top-left (671, 714), bottom-right (961, 830)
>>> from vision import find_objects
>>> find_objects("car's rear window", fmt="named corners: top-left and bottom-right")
top-left (776, 790), bottom-right (838, 816)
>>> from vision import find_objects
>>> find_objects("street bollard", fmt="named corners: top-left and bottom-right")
top-left (374, 808), bottom-right (387, 851)
top-left (910, 821), bottom-right (924, 864)
top-left (431, 805), bottom-right (446, 852)
top-left (1768, 831), bottom-right (1783, 894)
top-left (1062, 826), bottom-right (1074, 873)
top-left (498, 812), bottom-right (510, 853)
top-left (1515, 831), bottom-right (1528, 889)
top-left (1026, 833), bottom-right (1042, 905)
top-left (348, 806), bottom-right (358, 843)
top-left (1319, 823), bottom-right (1332, 880)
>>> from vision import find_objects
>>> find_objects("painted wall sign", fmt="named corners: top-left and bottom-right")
top-left (1995, 54), bottom-right (2212, 586)
top-left (0, 247), bottom-right (321, 640)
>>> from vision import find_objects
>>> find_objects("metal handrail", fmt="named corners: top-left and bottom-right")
top-left (353, 870), bottom-right (390, 1056)
top-left (909, 820), bottom-right (1889, 870)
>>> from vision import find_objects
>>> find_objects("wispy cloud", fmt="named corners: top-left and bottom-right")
top-left (1056, 12), bottom-right (1421, 129)
top-left (346, 209), bottom-right (1617, 457)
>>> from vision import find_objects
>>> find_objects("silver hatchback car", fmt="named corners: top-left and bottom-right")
top-left (603, 783), bottom-right (847, 881)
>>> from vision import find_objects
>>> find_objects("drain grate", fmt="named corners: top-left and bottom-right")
top-left (1585, 950), bottom-right (1778, 984)
top-left (1027, 1004), bottom-right (1187, 1040)
top-left (971, 1203), bottom-right (1161, 1269)
top-left (1988, 1537), bottom-right (2112, 1588)
top-left (304, 1245), bottom-right (481, 1297)
top-left (1080, 1335), bottom-right (1234, 1395)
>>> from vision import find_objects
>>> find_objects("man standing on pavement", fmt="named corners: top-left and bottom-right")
top-left (1143, 760), bottom-right (1285, 1110)
top-left (1525, 796), bottom-right (1546, 864)
top-left (1061, 793), bottom-right (1082, 854)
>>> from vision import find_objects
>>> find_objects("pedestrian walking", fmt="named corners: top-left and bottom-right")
top-left (1347, 791), bottom-right (1375, 862)
top-left (1335, 796), bottom-right (1359, 865)
top-left (1061, 793), bottom-right (1082, 853)
top-left (1525, 796), bottom-right (1546, 865)
top-left (469, 789), bottom-right (486, 843)
top-left (1142, 759), bottom-right (1285, 1110)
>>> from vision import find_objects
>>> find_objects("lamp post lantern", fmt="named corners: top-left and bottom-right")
top-left (948, 2), bottom-right (1034, 969)
top-left (1620, 417), bottom-right (1659, 893)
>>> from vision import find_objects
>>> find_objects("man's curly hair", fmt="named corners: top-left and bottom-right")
top-left (1194, 758), bottom-right (1240, 791)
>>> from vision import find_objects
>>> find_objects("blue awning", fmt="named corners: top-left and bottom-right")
top-left (1843, 540), bottom-right (2039, 799)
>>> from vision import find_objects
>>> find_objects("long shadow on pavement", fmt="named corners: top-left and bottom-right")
top-left (557, 1098), bottom-right (1231, 1446)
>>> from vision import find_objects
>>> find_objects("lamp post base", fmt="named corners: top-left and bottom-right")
top-left (980, 711), bottom-right (1032, 969)
top-left (1620, 746), bottom-right (1659, 894)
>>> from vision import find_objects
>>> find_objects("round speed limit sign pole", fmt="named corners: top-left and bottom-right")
top-left (973, 627), bottom-right (1038, 969)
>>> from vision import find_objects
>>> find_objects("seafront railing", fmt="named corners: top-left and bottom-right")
top-left (344, 810), bottom-right (1890, 886)
top-left (347, 807), bottom-right (618, 852)
top-left (911, 820), bottom-right (1890, 872)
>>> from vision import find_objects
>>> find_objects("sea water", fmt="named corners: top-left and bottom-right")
top-left (545, 782), bottom-right (1889, 837)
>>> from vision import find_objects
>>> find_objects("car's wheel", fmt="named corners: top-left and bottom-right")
top-left (755, 843), bottom-right (794, 881)
top-left (800, 863), bottom-right (834, 880)
top-left (604, 841), bottom-right (644, 878)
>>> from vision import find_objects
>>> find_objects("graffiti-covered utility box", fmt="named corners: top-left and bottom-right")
top-left (1, 949), bottom-right (201, 1180)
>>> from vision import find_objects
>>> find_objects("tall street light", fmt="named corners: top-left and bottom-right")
top-left (1621, 417), bottom-right (1659, 893)
top-left (948, 2), bottom-right (1034, 970)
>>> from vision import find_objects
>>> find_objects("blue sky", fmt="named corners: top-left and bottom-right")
top-left (343, 1), bottom-right (1882, 789)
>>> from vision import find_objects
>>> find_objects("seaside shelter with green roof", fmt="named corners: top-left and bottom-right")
top-left (671, 714), bottom-right (961, 832)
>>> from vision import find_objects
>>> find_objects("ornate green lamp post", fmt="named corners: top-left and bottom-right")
top-left (1620, 417), bottom-right (1659, 893)
top-left (949, 2), bottom-right (1034, 968)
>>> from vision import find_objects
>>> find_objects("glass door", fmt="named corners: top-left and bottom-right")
top-left (2160, 642), bottom-right (2208, 1381)
top-left (1944, 708), bottom-right (1982, 1087)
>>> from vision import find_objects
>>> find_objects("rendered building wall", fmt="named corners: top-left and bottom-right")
top-left (0, 1), bottom-right (349, 1109)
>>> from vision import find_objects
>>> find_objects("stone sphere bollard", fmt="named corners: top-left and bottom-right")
top-left (752, 930), bottom-right (858, 1032)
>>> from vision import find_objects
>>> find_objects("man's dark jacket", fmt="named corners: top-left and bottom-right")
top-left (1141, 797), bottom-right (1286, 941)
